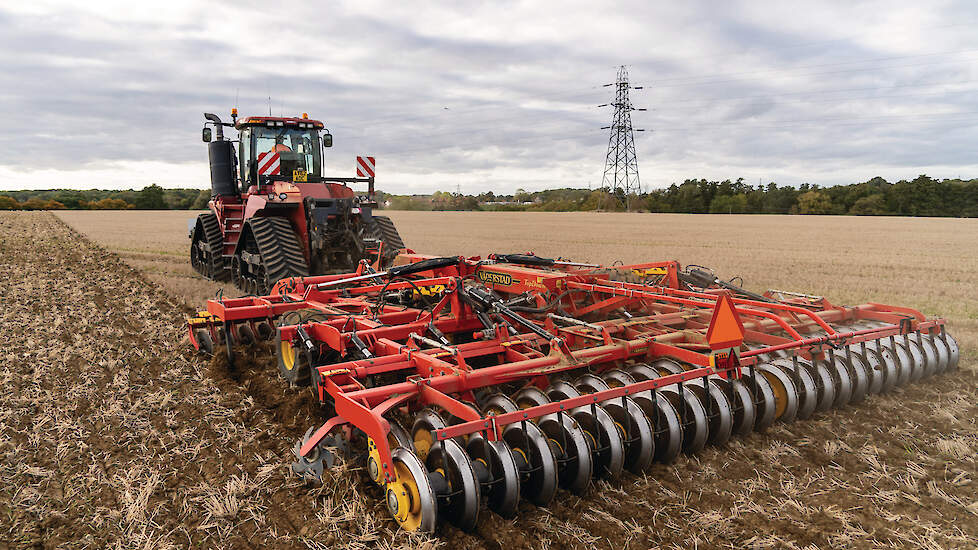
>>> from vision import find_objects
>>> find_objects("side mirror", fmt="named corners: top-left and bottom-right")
top-left (322, 133), bottom-right (333, 148)
top-left (202, 127), bottom-right (212, 142)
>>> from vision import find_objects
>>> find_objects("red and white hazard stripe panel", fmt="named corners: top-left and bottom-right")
top-left (356, 156), bottom-right (375, 178)
top-left (257, 152), bottom-right (281, 176)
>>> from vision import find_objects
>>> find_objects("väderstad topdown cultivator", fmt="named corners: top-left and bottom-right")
top-left (187, 253), bottom-right (960, 532)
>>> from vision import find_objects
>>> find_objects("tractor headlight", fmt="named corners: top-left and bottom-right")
top-left (352, 207), bottom-right (361, 214)
top-left (279, 193), bottom-right (289, 200)
top-left (267, 192), bottom-right (276, 201)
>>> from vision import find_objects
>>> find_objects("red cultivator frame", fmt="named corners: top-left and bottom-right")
top-left (188, 253), bottom-right (960, 532)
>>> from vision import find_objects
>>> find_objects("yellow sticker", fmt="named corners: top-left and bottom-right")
top-left (632, 267), bottom-right (668, 277)
top-left (293, 169), bottom-right (308, 182)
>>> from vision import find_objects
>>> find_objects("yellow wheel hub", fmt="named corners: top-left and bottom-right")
top-left (366, 438), bottom-right (384, 485)
top-left (387, 461), bottom-right (423, 531)
top-left (281, 340), bottom-right (296, 371)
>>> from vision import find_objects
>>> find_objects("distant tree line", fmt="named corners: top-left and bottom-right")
top-left (382, 175), bottom-right (978, 217)
top-left (1, 175), bottom-right (976, 216)
top-left (0, 185), bottom-right (210, 210)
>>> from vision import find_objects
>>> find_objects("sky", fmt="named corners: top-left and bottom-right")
top-left (1, 0), bottom-right (977, 194)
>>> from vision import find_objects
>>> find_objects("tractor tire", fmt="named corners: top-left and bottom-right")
top-left (368, 215), bottom-right (405, 268)
top-left (191, 213), bottom-right (230, 281)
top-left (237, 217), bottom-right (309, 295)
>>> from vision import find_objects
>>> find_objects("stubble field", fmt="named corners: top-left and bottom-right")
top-left (0, 209), bottom-right (974, 549)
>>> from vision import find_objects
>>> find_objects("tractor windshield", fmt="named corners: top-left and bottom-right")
top-left (254, 127), bottom-right (322, 178)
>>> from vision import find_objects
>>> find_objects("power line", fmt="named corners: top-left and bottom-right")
top-left (600, 66), bottom-right (645, 208)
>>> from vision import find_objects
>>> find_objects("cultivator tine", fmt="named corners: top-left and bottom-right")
top-left (188, 252), bottom-right (961, 532)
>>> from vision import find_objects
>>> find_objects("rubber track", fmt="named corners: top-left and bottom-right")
top-left (371, 215), bottom-right (405, 252)
top-left (247, 217), bottom-right (309, 293)
top-left (199, 213), bottom-right (230, 281)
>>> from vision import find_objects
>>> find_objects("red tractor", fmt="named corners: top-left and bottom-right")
top-left (190, 110), bottom-right (405, 294)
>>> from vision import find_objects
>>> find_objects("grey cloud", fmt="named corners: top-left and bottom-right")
top-left (2, 1), bottom-right (978, 192)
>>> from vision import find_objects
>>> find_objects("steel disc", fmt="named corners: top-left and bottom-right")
top-left (411, 409), bottom-right (447, 461)
top-left (879, 337), bottom-right (912, 385)
top-left (649, 358), bottom-right (683, 376)
top-left (387, 447), bottom-right (438, 533)
top-left (864, 341), bottom-right (899, 392)
top-left (425, 438), bottom-right (481, 530)
top-left (928, 333), bottom-right (950, 374)
top-left (713, 377), bottom-right (756, 438)
top-left (901, 335), bottom-right (926, 382)
top-left (514, 386), bottom-right (551, 409)
top-left (255, 321), bottom-right (275, 341)
top-left (622, 365), bottom-right (683, 462)
top-left (484, 393), bottom-right (519, 415)
top-left (538, 414), bottom-right (593, 494)
top-left (548, 381), bottom-right (624, 479)
top-left (502, 420), bottom-right (557, 506)
top-left (741, 368), bottom-right (777, 431)
top-left (945, 332), bottom-right (960, 370)
top-left (233, 323), bottom-right (256, 346)
top-left (574, 373), bottom-right (653, 473)
top-left (465, 434), bottom-right (520, 518)
top-left (389, 420), bottom-right (413, 449)
top-left (770, 358), bottom-right (817, 421)
top-left (838, 350), bottom-right (869, 405)
top-left (661, 385), bottom-right (709, 454)
top-left (757, 363), bottom-right (799, 423)
top-left (909, 333), bottom-right (937, 378)
top-left (691, 378), bottom-right (734, 446)
top-left (194, 329), bottom-right (214, 354)
top-left (826, 355), bottom-right (853, 408)
top-left (850, 345), bottom-right (883, 395)
top-left (808, 358), bottom-right (837, 412)
top-left (602, 368), bottom-right (638, 389)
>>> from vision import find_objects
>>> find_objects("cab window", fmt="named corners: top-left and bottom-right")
top-left (239, 128), bottom-right (253, 186)
top-left (253, 126), bottom-right (322, 177)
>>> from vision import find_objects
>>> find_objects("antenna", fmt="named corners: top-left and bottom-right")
top-left (599, 65), bottom-right (646, 210)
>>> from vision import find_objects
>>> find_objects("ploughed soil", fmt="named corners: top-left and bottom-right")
top-left (2, 211), bottom-right (976, 549)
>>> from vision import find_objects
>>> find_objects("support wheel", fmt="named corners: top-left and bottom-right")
top-left (276, 330), bottom-right (311, 386)
top-left (387, 447), bottom-right (438, 533)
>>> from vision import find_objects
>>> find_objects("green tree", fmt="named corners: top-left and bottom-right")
top-left (709, 194), bottom-right (748, 214)
top-left (848, 194), bottom-right (888, 216)
top-left (191, 189), bottom-right (211, 210)
top-left (796, 191), bottom-right (834, 215)
top-left (0, 195), bottom-right (19, 210)
top-left (135, 184), bottom-right (167, 209)
top-left (87, 198), bottom-right (133, 210)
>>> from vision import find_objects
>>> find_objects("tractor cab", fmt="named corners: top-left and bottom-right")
top-left (235, 115), bottom-right (329, 189)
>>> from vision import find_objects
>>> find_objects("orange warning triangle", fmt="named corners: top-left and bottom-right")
top-left (706, 293), bottom-right (746, 350)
